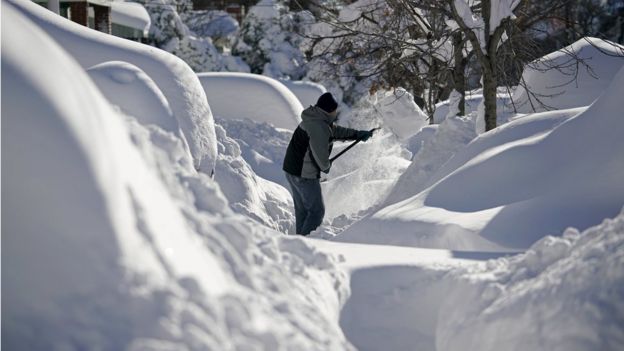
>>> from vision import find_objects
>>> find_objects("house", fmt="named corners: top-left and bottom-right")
top-left (192, 0), bottom-right (255, 23)
top-left (34, 0), bottom-right (150, 42)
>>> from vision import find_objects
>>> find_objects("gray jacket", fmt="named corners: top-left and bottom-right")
top-left (283, 106), bottom-right (358, 179)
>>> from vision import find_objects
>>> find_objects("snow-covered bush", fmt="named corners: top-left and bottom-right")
top-left (185, 10), bottom-right (239, 44)
top-left (142, 0), bottom-right (249, 72)
top-left (233, 0), bottom-right (314, 79)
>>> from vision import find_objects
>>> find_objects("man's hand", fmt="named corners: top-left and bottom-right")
top-left (322, 161), bottom-right (332, 174)
top-left (356, 129), bottom-right (374, 141)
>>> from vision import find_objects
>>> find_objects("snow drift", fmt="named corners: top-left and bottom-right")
top-left (512, 37), bottom-right (624, 113)
top-left (214, 124), bottom-right (295, 232)
top-left (197, 72), bottom-right (303, 130)
top-left (438, 210), bottom-right (624, 351)
top-left (86, 61), bottom-right (187, 143)
top-left (2, 4), bottom-right (353, 350)
top-left (339, 67), bottom-right (624, 251)
top-left (9, 0), bottom-right (217, 173)
top-left (279, 79), bottom-right (327, 108)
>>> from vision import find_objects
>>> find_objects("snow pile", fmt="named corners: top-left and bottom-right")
top-left (111, 1), bottom-right (151, 34)
top-left (512, 37), bottom-right (624, 113)
top-left (279, 79), bottom-right (327, 108)
top-left (438, 211), bottom-right (624, 351)
top-left (371, 88), bottom-right (429, 141)
top-left (3, 4), bottom-right (353, 350)
top-left (197, 72), bottom-right (303, 130)
top-left (86, 61), bottom-right (187, 144)
top-left (214, 124), bottom-right (295, 233)
top-left (384, 114), bottom-right (477, 206)
top-left (433, 88), bottom-right (514, 124)
top-left (340, 66), bottom-right (624, 250)
top-left (10, 0), bottom-right (217, 174)
top-left (89, 64), bottom-right (295, 232)
top-left (216, 117), bottom-right (292, 188)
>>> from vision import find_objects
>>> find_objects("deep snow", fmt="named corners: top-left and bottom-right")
top-left (3, 1), bottom-right (624, 350)
top-left (512, 37), bottom-right (624, 113)
top-left (3, 3), bottom-right (352, 350)
top-left (339, 67), bottom-right (624, 251)
top-left (9, 0), bottom-right (218, 174)
top-left (197, 72), bottom-right (303, 130)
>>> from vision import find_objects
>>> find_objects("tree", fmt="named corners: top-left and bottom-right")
top-left (233, 0), bottom-right (314, 79)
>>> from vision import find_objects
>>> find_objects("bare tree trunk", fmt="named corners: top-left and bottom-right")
top-left (482, 62), bottom-right (498, 130)
top-left (452, 32), bottom-right (466, 115)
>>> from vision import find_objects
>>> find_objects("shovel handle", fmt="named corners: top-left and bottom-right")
top-left (329, 127), bottom-right (379, 163)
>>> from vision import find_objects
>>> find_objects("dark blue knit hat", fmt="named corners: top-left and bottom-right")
top-left (316, 92), bottom-right (338, 113)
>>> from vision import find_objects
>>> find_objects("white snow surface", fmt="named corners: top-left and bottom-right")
top-left (9, 0), bottom-right (217, 173)
top-left (371, 88), bottom-right (429, 141)
top-left (216, 117), bottom-right (292, 189)
top-left (86, 61), bottom-right (185, 142)
top-left (3, 4), bottom-right (353, 350)
top-left (512, 37), bottom-right (624, 113)
top-left (340, 66), bottom-right (624, 250)
top-left (279, 79), bottom-right (327, 108)
top-left (111, 1), bottom-right (151, 34)
top-left (436, 211), bottom-right (624, 350)
top-left (5, 1), bottom-right (624, 348)
top-left (314, 211), bottom-right (624, 350)
top-left (197, 72), bottom-right (303, 130)
top-left (214, 123), bottom-right (295, 233)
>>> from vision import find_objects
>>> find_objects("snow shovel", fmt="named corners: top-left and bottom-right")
top-left (329, 127), bottom-right (380, 163)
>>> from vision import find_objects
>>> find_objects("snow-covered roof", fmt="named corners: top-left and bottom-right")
top-left (111, 1), bottom-right (150, 34)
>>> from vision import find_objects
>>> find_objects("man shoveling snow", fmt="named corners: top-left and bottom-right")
top-left (283, 92), bottom-right (374, 235)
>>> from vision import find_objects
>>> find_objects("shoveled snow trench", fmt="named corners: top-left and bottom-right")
top-left (308, 240), bottom-right (512, 350)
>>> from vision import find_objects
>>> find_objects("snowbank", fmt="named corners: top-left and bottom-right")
top-left (439, 211), bottom-right (624, 350)
top-left (214, 124), bottom-right (294, 233)
top-left (383, 114), bottom-right (477, 206)
top-left (198, 72), bottom-right (303, 130)
top-left (216, 117), bottom-right (292, 188)
top-left (3, 6), bottom-right (226, 346)
top-left (340, 66), bottom-right (624, 250)
top-left (86, 61), bottom-right (187, 144)
top-left (433, 89), bottom-right (514, 124)
top-left (3, 5), bottom-right (353, 350)
top-left (512, 37), bottom-right (624, 113)
top-left (9, 0), bottom-right (217, 173)
top-left (372, 88), bottom-right (428, 141)
top-left (279, 79), bottom-right (327, 107)
top-left (318, 212), bottom-right (624, 350)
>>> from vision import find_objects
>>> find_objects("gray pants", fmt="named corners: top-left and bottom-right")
top-left (285, 172), bottom-right (325, 235)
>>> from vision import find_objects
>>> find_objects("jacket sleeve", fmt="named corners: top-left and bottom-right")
top-left (307, 123), bottom-right (332, 172)
top-left (332, 125), bottom-right (359, 141)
